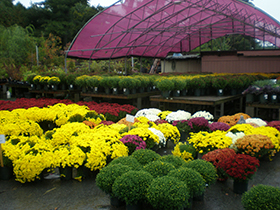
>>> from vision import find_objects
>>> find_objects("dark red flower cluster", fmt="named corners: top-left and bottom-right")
top-left (100, 120), bottom-right (115, 126)
top-left (0, 98), bottom-right (73, 111)
top-left (218, 153), bottom-right (260, 181)
top-left (209, 122), bottom-right (230, 132)
top-left (202, 148), bottom-right (236, 168)
top-left (187, 117), bottom-right (210, 133)
top-left (154, 119), bottom-right (169, 125)
top-left (266, 121), bottom-right (280, 132)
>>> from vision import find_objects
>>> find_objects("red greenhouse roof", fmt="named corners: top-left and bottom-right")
top-left (67, 0), bottom-right (280, 60)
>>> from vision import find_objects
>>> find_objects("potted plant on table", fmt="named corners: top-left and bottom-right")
top-left (39, 76), bottom-right (51, 90)
top-left (118, 77), bottom-right (136, 95)
top-left (189, 77), bottom-right (206, 96)
top-left (112, 170), bottom-right (153, 210)
top-left (211, 76), bottom-right (228, 96)
top-left (155, 78), bottom-right (174, 98)
top-left (171, 77), bottom-right (185, 97)
top-left (48, 76), bottom-right (61, 90)
top-left (218, 153), bottom-right (260, 194)
top-left (227, 76), bottom-right (244, 95)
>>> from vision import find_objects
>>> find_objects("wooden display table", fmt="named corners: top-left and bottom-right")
top-left (246, 103), bottom-right (280, 120)
top-left (81, 91), bottom-right (161, 109)
top-left (150, 94), bottom-right (244, 119)
top-left (29, 90), bottom-right (80, 102)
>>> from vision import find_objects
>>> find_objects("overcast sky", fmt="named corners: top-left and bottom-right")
top-left (14, 0), bottom-right (280, 22)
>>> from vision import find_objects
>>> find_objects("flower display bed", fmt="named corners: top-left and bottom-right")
top-left (1, 100), bottom-right (280, 209)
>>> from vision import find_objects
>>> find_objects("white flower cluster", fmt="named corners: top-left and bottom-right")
top-left (226, 131), bottom-right (246, 149)
top-left (245, 118), bottom-right (267, 127)
top-left (144, 114), bottom-right (160, 122)
top-left (148, 127), bottom-right (166, 147)
top-left (135, 108), bottom-right (162, 118)
top-left (191, 111), bottom-right (214, 121)
top-left (165, 110), bottom-right (191, 123)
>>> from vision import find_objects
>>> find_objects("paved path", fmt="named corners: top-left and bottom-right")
top-left (1, 153), bottom-right (280, 210)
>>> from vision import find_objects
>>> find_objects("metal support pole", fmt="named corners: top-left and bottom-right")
top-left (125, 57), bottom-right (127, 75)
top-left (64, 52), bottom-right (68, 73)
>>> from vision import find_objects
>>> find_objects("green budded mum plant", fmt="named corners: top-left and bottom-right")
top-left (96, 164), bottom-right (131, 196)
top-left (107, 156), bottom-right (142, 171)
top-left (168, 167), bottom-right (206, 197)
top-left (227, 76), bottom-right (244, 89)
top-left (241, 184), bottom-right (280, 210)
top-left (143, 160), bottom-right (175, 178)
top-left (74, 75), bottom-right (88, 88)
top-left (212, 76), bottom-right (228, 89)
top-left (48, 76), bottom-right (61, 85)
top-left (99, 76), bottom-right (120, 89)
top-left (131, 149), bottom-right (161, 165)
top-left (160, 155), bottom-right (186, 169)
top-left (156, 78), bottom-right (174, 91)
top-left (146, 176), bottom-right (190, 210)
top-left (182, 159), bottom-right (217, 186)
top-left (112, 170), bottom-right (153, 205)
top-left (171, 77), bottom-right (186, 91)
top-left (189, 77), bottom-right (206, 89)
top-left (118, 77), bottom-right (136, 89)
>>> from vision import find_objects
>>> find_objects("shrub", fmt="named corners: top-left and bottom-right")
top-left (131, 149), bottom-right (161, 165)
top-left (182, 159), bottom-right (217, 186)
top-left (146, 176), bottom-right (190, 210)
top-left (96, 164), bottom-right (131, 195)
top-left (143, 160), bottom-right (175, 178)
top-left (168, 167), bottom-right (206, 197)
top-left (107, 156), bottom-right (142, 170)
top-left (160, 155), bottom-right (186, 168)
top-left (112, 170), bottom-right (153, 205)
top-left (241, 184), bottom-right (280, 210)
top-left (155, 78), bottom-right (174, 91)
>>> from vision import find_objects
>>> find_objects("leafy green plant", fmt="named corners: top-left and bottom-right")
top-left (131, 149), bottom-right (161, 165)
top-left (143, 160), bottom-right (175, 178)
top-left (252, 79), bottom-right (275, 87)
top-left (212, 76), bottom-right (228, 89)
top-left (48, 76), bottom-right (61, 85)
top-left (107, 156), bottom-right (142, 170)
top-left (112, 170), bottom-right (153, 205)
top-left (118, 77), bottom-right (136, 89)
top-left (241, 184), bottom-right (280, 210)
top-left (65, 73), bottom-right (78, 85)
top-left (171, 77), bottom-right (185, 90)
top-left (74, 75), bottom-right (89, 87)
top-left (182, 159), bottom-right (217, 186)
top-left (155, 78), bottom-right (174, 91)
top-left (25, 72), bottom-right (37, 84)
top-left (96, 164), bottom-right (131, 196)
top-left (168, 167), bottom-right (206, 197)
top-left (160, 155), bottom-right (185, 168)
top-left (146, 176), bottom-right (190, 210)
top-left (227, 76), bottom-right (244, 89)
top-left (189, 77), bottom-right (206, 89)
top-left (99, 76), bottom-right (120, 89)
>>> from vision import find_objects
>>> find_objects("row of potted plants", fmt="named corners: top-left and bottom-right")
top-left (23, 72), bottom-right (280, 96)
top-left (243, 79), bottom-right (280, 104)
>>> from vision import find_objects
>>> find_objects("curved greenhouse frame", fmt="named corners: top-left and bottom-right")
top-left (67, 0), bottom-right (280, 60)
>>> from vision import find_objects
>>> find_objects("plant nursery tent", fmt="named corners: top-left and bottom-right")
top-left (66, 0), bottom-right (280, 60)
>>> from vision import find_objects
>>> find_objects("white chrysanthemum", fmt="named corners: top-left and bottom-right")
top-left (148, 127), bottom-right (166, 147)
top-left (191, 111), bottom-right (214, 121)
top-left (165, 110), bottom-right (191, 123)
top-left (135, 108), bottom-right (162, 118)
top-left (226, 131), bottom-right (246, 149)
top-left (245, 118), bottom-right (267, 127)
top-left (144, 114), bottom-right (160, 122)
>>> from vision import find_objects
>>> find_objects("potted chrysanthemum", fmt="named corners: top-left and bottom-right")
top-left (218, 153), bottom-right (260, 194)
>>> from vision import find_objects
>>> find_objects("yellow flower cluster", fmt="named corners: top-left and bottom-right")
top-left (172, 142), bottom-right (194, 162)
top-left (158, 111), bottom-right (172, 120)
top-left (154, 123), bottom-right (180, 144)
top-left (188, 130), bottom-right (232, 154)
